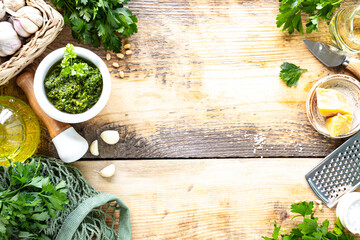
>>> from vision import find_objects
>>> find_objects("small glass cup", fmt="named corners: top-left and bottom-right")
top-left (0, 97), bottom-right (40, 166)
top-left (329, 5), bottom-right (360, 52)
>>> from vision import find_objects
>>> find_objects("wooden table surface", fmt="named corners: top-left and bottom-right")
top-left (72, 159), bottom-right (360, 239)
top-left (2, 0), bottom-right (360, 239)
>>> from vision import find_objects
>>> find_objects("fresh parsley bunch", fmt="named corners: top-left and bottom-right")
top-left (277, 0), bottom-right (343, 34)
top-left (262, 201), bottom-right (354, 240)
top-left (51, 0), bottom-right (138, 52)
top-left (0, 159), bottom-right (69, 240)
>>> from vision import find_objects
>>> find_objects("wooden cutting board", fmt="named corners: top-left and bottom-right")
top-left (1, 0), bottom-right (359, 159)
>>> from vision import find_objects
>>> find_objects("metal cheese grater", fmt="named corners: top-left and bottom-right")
top-left (305, 130), bottom-right (360, 208)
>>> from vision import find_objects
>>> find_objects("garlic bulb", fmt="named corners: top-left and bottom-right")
top-left (0, 22), bottom-right (22, 57)
top-left (16, 6), bottom-right (43, 28)
top-left (3, 0), bottom-right (25, 12)
top-left (0, 2), bottom-right (5, 20)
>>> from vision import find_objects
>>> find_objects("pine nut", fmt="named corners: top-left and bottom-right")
top-left (119, 71), bottom-right (124, 78)
top-left (125, 50), bottom-right (132, 55)
top-left (312, 205), bottom-right (317, 212)
top-left (124, 43), bottom-right (131, 49)
top-left (116, 53), bottom-right (124, 59)
top-left (106, 53), bottom-right (111, 61)
top-left (112, 62), bottom-right (120, 68)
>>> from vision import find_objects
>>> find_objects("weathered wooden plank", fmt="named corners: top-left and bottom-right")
top-left (72, 158), bottom-right (360, 239)
top-left (1, 0), bottom-right (359, 158)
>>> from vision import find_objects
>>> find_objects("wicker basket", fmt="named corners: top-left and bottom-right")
top-left (0, 0), bottom-right (64, 85)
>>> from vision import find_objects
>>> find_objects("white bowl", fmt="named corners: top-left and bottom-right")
top-left (34, 47), bottom-right (111, 123)
top-left (306, 74), bottom-right (360, 138)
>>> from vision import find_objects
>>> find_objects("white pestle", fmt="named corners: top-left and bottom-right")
top-left (52, 127), bottom-right (89, 163)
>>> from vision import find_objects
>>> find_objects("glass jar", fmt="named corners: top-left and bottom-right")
top-left (336, 192), bottom-right (360, 235)
top-left (329, 5), bottom-right (360, 52)
top-left (0, 96), bottom-right (40, 166)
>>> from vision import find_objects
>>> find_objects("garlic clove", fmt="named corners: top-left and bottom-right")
top-left (90, 140), bottom-right (99, 156)
top-left (0, 22), bottom-right (22, 57)
top-left (17, 6), bottom-right (42, 16)
top-left (12, 18), bottom-right (31, 37)
top-left (100, 130), bottom-right (120, 145)
top-left (99, 164), bottom-right (116, 178)
top-left (16, 17), bottom-right (39, 34)
top-left (3, 0), bottom-right (25, 12)
top-left (25, 14), bottom-right (43, 28)
top-left (0, 2), bottom-right (6, 21)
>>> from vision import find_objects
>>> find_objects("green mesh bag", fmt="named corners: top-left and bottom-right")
top-left (0, 157), bottom-right (131, 240)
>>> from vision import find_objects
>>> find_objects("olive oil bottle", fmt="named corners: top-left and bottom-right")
top-left (0, 96), bottom-right (40, 166)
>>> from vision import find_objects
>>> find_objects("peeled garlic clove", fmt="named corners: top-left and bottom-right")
top-left (99, 164), bottom-right (116, 178)
top-left (100, 130), bottom-right (120, 145)
top-left (12, 18), bottom-right (31, 37)
top-left (0, 22), bottom-right (22, 57)
top-left (90, 140), bottom-right (99, 156)
top-left (16, 17), bottom-right (39, 34)
top-left (3, 0), bottom-right (25, 12)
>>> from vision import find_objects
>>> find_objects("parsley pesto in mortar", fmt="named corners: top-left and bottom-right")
top-left (44, 44), bottom-right (103, 114)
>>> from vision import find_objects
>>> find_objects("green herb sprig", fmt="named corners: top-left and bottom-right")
top-left (0, 159), bottom-right (69, 240)
top-left (45, 44), bottom-right (103, 114)
top-left (51, 0), bottom-right (138, 52)
top-left (262, 201), bottom-right (354, 240)
top-left (277, 0), bottom-right (343, 34)
top-left (280, 62), bottom-right (307, 87)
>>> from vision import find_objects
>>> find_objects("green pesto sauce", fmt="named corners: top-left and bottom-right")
top-left (44, 53), bottom-right (103, 114)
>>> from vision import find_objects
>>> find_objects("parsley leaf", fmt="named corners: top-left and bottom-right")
top-left (0, 159), bottom-right (69, 239)
top-left (51, 0), bottom-right (138, 52)
top-left (280, 62), bottom-right (307, 87)
top-left (272, 221), bottom-right (281, 239)
top-left (61, 43), bottom-right (76, 68)
top-left (298, 217), bottom-right (318, 235)
top-left (291, 201), bottom-right (314, 218)
top-left (277, 0), bottom-right (343, 34)
top-left (262, 201), bottom-right (355, 240)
